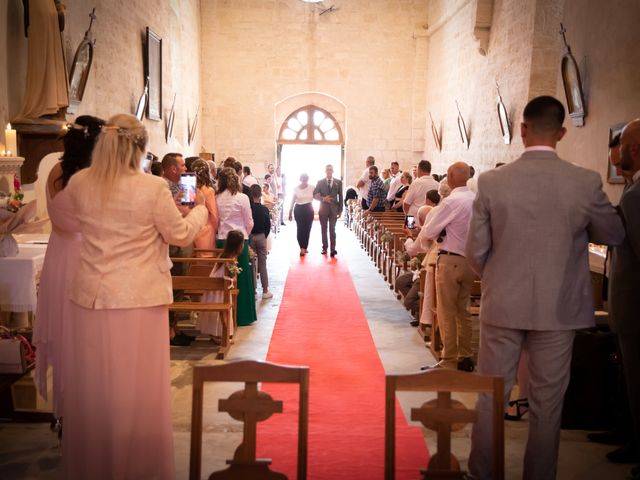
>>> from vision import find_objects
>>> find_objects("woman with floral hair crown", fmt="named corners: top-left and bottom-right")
top-left (62, 113), bottom-right (208, 479)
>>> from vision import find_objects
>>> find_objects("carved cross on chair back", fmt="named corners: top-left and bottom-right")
top-left (190, 360), bottom-right (309, 480)
top-left (385, 369), bottom-right (504, 480)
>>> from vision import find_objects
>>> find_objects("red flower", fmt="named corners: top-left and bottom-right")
top-left (13, 174), bottom-right (21, 193)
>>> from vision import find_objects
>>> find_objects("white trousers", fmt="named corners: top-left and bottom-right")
top-left (468, 323), bottom-right (575, 480)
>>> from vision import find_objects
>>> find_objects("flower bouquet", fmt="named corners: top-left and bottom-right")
top-left (0, 175), bottom-right (37, 257)
top-left (380, 231), bottom-right (393, 244)
top-left (226, 262), bottom-right (243, 277)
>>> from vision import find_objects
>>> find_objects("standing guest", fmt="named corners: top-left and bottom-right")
top-left (382, 168), bottom-right (392, 191)
top-left (229, 160), bottom-right (252, 197)
top-left (62, 114), bottom-right (208, 479)
top-left (185, 156), bottom-right (200, 172)
top-left (34, 115), bottom-right (105, 422)
top-left (403, 160), bottom-right (439, 216)
top-left (206, 160), bottom-right (217, 188)
top-left (249, 184), bottom-right (273, 300)
top-left (420, 162), bottom-right (476, 371)
top-left (216, 168), bottom-right (257, 326)
top-left (192, 159), bottom-right (219, 251)
top-left (391, 172), bottom-right (412, 212)
top-left (465, 96), bottom-right (624, 480)
top-left (161, 152), bottom-right (186, 198)
top-left (314, 164), bottom-right (343, 257)
top-left (197, 230), bottom-right (245, 340)
top-left (289, 173), bottom-right (315, 256)
top-left (364, 165), bottom-right (387, 213)
top-left (242, 166), bottom-right (259, 187)
top-left (608, 119), bottom-right (640, 469)
top-left (467, 165), bottom-right (478, 194)
top-left (267, 163), bottom-right (278, 197)
top-left (276, 165), bottom-right (286, 226)
top-left (356, 156), bottom-right (375, 208)
top-left (150, 161), bottom-right (163, 177)
top-left (386, 161), bottom-right (402, 203)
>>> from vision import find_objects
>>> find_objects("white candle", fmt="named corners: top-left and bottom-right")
top-left (5, 124), bottom-right (17, 157)
top-left (0, 143), bottom-right (4, 156)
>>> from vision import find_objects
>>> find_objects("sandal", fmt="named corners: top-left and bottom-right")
top-left (504, 398), bottom-right (529, 421)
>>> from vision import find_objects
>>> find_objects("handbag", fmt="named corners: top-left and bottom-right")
top-left (0, 326), bottom-right (35, 374)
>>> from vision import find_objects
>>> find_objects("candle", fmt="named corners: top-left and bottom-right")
top-left (0, 143), bottom-right (4, 156)
top-left (5, 124), bottom-right (17, 157)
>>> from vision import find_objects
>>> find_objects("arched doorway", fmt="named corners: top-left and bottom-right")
top-left (277, 105), bottom-right (344, 212)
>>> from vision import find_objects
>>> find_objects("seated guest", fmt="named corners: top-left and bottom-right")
top-left (197, 230), bottom-right (245, 341)
top-left (216, 168), bottom-right (257, 326)
top-left (62, 113), bottom-right (208, 479)
top-left (391, 172), bottom-right (412, 212)
top-left (249, 184), bottom-right (273, 300)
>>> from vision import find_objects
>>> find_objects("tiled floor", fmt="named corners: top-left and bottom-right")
top-left (0, 221), bottom-right (633, 479)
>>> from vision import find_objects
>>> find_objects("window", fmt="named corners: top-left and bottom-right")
top-left (278, 105), bottom-right (343, 145)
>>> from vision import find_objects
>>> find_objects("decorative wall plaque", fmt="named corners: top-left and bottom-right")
top-left (68, 8), bottom-right (96, 114)
top-left (559, 23), bottom-right (587, 127)
top-left (145, 27), bottom-right (162, 121)
top-left (607, 122), bottom-right (626, 184)
top-left (455, 101), bottom-right (470, 149)
top-left (429, 112), bottom-right (442, 151)
top-left (495, 81), bottom-right (511, 145)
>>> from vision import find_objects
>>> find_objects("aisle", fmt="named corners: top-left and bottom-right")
top-left (257, 234), bottom-right (430, 479)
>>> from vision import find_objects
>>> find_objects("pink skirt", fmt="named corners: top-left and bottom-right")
top-left (62, 303), bottom-right (175, 480)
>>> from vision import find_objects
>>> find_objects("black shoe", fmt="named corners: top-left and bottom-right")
top-left (457, 357), bottom-right (475, 372)
top-left (170, 334), bottom-right (191, 347)
top-left (588, 431), bottom-right (629, 446)
top-left (330, 250), bottom-right (337, 257)
top-left (504, 398), bottom-right (529, 421)
top-left (606, 444), bottom-right (640, 464)
top-left (321, 249), bottom-right (327, 255)
top-left (409, 320), bottom-right (420, 327)
top-left (177, 331), bottom-right (196, 342)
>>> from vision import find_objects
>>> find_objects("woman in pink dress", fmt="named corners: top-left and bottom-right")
top-left (192, 159), bottom-right (219, 251)
top-left (62, 114), bottom-right (208, 480)
top-left (33, 115), bottom-right (105, 421)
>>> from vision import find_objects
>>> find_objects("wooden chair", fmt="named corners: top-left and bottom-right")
top-left (190, 360), bottom-right (309, 480)
top-left (385, 369), bottom-right (504, 480)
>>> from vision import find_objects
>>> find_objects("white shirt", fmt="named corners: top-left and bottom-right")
top-left (403, 175), bottom-right (440, 216)
top-left (386, 174), bottom-right (402, 200)
top-left (293, 184), bottom-right (314, 205)
top-left (405, 206), bottom-right (438, 257)
top-left (242, 175), bottom-right (258, 187)
top-left (467, 177), bottom-right (478, 194)
top-left (358, 167), bottom-right (371, 200)
top-left (216, 190), bottom-right (254, 239)
top-left (421, 186), bottom-right (475, 256)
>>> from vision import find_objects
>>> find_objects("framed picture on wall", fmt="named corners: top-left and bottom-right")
top-left (145, 27), bottom-right (162, 121)
top-left (607, 122), bottom-right (626, 184)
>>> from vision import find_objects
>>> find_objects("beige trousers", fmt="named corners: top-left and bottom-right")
top-left (435, 254), bottom-right (475, 367)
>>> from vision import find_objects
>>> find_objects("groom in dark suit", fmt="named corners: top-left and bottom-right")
top-left (314, 164), bottom-right (343, 257)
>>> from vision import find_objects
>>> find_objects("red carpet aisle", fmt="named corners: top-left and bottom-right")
top-left (257, 252), bottom-right (429, 479)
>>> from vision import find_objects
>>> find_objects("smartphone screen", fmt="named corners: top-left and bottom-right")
top-left (179, 173), bottom-right (197, 206)
top-left (406, 215), bottom-right (416, 229)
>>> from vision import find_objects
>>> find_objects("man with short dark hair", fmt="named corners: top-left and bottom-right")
top-left (242, 166), bottom-right (258, 187)
top-left (403, 160), bottom-right (439, 216)
top-left (466, 96), bottom-right (625, 479)
top-left (161, 152), bottom-right (186, 198)
top-left (314, 164), bottom-right (343, 257)
top-left (365, 166), bottom-right (386, 213)
top-left (386, 161), bottom-right (403, 202)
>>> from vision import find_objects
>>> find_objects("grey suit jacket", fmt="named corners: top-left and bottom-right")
top-left (313, 177), bottom-right (343, 217)
top-left (465, 151), bottom-right (625, 331)
top-left (610, 179), bottom-right (640, 334)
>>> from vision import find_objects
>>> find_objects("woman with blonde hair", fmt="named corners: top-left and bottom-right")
top-left (63, 113), bottom-right (208, 479)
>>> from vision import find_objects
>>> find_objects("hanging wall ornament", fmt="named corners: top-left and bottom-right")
top-left (495, 80), bottom-right (511, 145)
top-left (429, 112), bottom-right (442, 151)
top-left (559, 23), bottom-right (587, 127)
top-left (456, 100), bottom-right (470, 149)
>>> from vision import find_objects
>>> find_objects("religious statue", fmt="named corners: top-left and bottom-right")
top-left (14, 0), bottom-right (69, 123)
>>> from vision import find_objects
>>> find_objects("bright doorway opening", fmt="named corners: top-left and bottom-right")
top-left (279, 144), bottom-right (342, 212)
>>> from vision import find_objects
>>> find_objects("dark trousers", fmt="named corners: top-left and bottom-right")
top-left (619, 332), bottom-right (640, 446)
top-left (294, 203), bottom-right (314, 249)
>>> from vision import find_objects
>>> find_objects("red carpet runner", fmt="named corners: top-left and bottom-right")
top-left (257, 253), bottom-right (429, 479)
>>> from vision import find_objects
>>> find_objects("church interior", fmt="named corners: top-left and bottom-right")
top-left (1, 0), bottom-right (640, 479)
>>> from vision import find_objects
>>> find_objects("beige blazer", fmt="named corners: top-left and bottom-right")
top-left (66, 170), bottom-right (208, 309)
top-left (465, 151), bottom-right (624, 331)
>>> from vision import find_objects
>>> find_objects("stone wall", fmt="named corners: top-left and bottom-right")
top-left (200, 0), bottom-right (429, 186)
top-left (1, 0), bottom-right (202, 160)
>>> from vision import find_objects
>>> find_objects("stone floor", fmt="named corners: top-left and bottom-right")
top-left (0, 221), bottom-right (634, 479)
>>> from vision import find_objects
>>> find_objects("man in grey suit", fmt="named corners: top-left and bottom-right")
top-left (465, 96), bottom-right (625, 480)
top-left (609, 119), bottom-right (640, 471)
top-left (314, 164), bottom-right (343, 257)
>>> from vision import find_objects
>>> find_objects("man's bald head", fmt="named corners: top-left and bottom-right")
top-left (620, 119), bottom-right (640, 174)
top-left (446, 162), bottom-right (471, 189)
